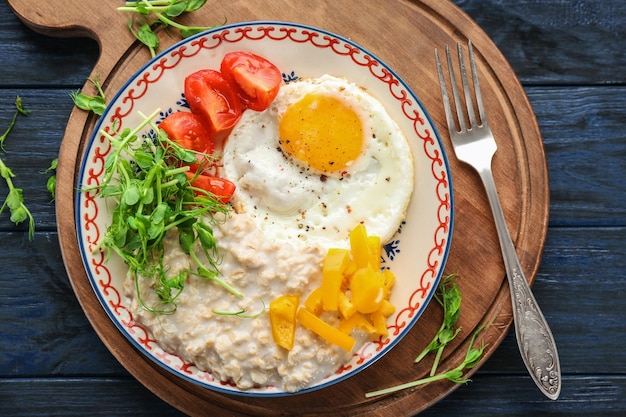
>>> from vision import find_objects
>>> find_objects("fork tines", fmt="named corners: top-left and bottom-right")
top-left (435, 41), bottom-right (487, 134)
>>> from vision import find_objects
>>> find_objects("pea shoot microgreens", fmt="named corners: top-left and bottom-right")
top-left (87, 108), bottom-right (242, 314)
top-left (0, 96), bottom-right (35, 239)
top-left (41, 157), bottom-right (58, 201)
top-left (365, 322), bottom-right (488, 398)
top-left (213, 300), bottom-right (267, 319)
top-left (0, 96), bottom-right (30, 151)
top-left (365, 273), bottom-right (489, 398)
top-left (415, 273), bottom-right (462, 376)
top-left (70, 76), bottom-right (106, 116)
top-left (118, 0), bottom-right (225, 57)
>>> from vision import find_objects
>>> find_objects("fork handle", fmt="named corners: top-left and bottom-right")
top-left (479, 168), bottom-right (562, 400)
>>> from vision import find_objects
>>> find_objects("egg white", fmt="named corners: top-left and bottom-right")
top-left (222, 75), bottom-right (414, 250)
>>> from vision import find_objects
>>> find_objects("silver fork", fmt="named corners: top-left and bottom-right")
top-left (435, 42), bottom-right (561, 400)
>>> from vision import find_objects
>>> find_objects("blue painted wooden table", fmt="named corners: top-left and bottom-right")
top-left (1, 0), bottom-right (625, 415)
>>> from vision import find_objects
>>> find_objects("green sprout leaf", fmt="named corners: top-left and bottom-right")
top-left (86, 108), bottom-right (240, 314)
top-left (71, 76), bottom-right (107, 116)
top-left (365, 321), bottom-right (490, 398)
top-left (364, 274), bottom-right (492, 399)
top-left (46, 175), bottom-right (56, 200)
top-left (0, 97), bottom-right (35, 239)
top-left (135, 22), bottom-right (160, 57)
top-left (165, 1), bottom-right (187, 17)
top-left (0, 96), bottom-right (30, 152)
top-left (0, 158), bottom-right (35, 240)
top-left (414, 273), bottom-right (463, 376)
top-left (118, 0), bottom-right (224, 56)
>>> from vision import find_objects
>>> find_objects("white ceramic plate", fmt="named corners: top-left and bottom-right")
top-left (76, 21), bottom-right (453, 397)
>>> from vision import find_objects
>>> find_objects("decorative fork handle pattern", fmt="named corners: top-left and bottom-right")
top-left (479, 168), bottom-right (562, 400)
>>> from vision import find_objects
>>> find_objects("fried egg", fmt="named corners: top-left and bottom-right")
top-left (222, 74), bottom-right (414, 250)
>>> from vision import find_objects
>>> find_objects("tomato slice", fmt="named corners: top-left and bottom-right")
top-left (185, 171), bottom-right (236, 203)
top-left (159, 111), bottom-right (214, 154)
top-left (159, 111), bottom-right (215, 172)
top-left (184, 69), bottom-right (243, 136)
top-left (220, 51), bottom-right (282, 111)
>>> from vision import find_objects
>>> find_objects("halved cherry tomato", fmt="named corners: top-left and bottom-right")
top-left (184, 69), bottom-right (243, 137)
top-left (159, 111), bottom-right (214, 154)
top-left (220, 51), bottom-right (282, 111)
top-left (185, 171), bottom-right (236, 203)
top-left (159, 111), bottom-right (214, 172)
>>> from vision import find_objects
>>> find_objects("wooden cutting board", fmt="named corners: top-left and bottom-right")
top-left (8, 0), bottom-right (549, 415)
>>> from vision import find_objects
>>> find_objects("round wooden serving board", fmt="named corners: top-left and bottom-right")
top-left (8, 0), bottom-right (549, 415)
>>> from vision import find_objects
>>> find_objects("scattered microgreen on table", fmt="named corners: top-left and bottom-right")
top-left (0, 96), bottom-right (35, 239)
top-left (41, 157), bottom-right (58, 201)
top-left (118, 0), bottom-right (225, 57)
top-left (1, 96), bottom-right (29, 151)
top-left (87, 108), bottom-right (242, 314)
top-left (415, 273), bottom-right (462, 376)
top-left (70, 76), bottom-right (107, 116)
top-left (365, 322), bottom-right (488, 398)
top-left (365, 273), bottom-right (489, 398)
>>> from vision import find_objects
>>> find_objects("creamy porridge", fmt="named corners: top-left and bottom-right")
top-left (124, 211), bottom-right (361, 392)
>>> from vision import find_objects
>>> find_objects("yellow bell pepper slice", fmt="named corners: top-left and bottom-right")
top-left (321, 248), bottom-right (349, 312)
top-left (343, 258), bottom-right (357, 285)
top-left (367, 235), bottom-right (381, 269)
top-left (272, 225), bottom-right (397, 352)
top-left (370, 309), bottom-right (389, 338)
top-left (269, 294), bottom-right (300, 350)
top-left (297, 306), bottom-right (356, 352)
top-left (377, 299), bottom-right (396, 317)
top-left (338, 311), bottom-right (377, 335)
top-left (349, 223), bottom-right (370, 269)
top-left (337, 291), bottom-right (356, 319)
top-left (382, 269), bottom-right (396, 299)
top-left (350, 265), bottom-right (385, 314)
top-left (304, 287), bottom-right (324, 316)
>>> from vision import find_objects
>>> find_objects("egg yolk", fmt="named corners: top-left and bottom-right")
top-left (279, 93), bottom-right (363, 173)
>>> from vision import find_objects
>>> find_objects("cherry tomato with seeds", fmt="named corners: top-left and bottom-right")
top-left (220, 51), bottom-right (282, 111)
top-left (159, 111), bottom-right (214, 154)
top-left (159, 111), bottom-right (215, 172)
top-left (185, 171), bottom-right (236, 203)
top-left (184, 69), bottom-right (243, 137)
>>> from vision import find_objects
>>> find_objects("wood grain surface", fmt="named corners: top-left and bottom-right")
top-left (2, 1), bottom-right (626, 416)
top-left (5, 0), bottom-right (550, 416)
top-left (6, 0), bottom-right (550, 415)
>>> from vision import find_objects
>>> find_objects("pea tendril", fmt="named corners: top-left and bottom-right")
top-left (0, 96), bottom-right (35, 239)
top-left (365, 273), bottom-right (491, 398)
top-left (415, 273), bottom-right (462, 375)
top-left (70, 76), bottom-right (106, 116)
top-left (118, 0), bottom-right (225, 57)
top-left (41, 157), bottom-right (58, 201)
top-left (365, 322), bottom-right (489, 398)
top-left (213, 300), bottom-right (267, 319)
top-left (86, 108), bottom-right (241, 314)
top-left (1, 96), bottom-right (29, 150)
